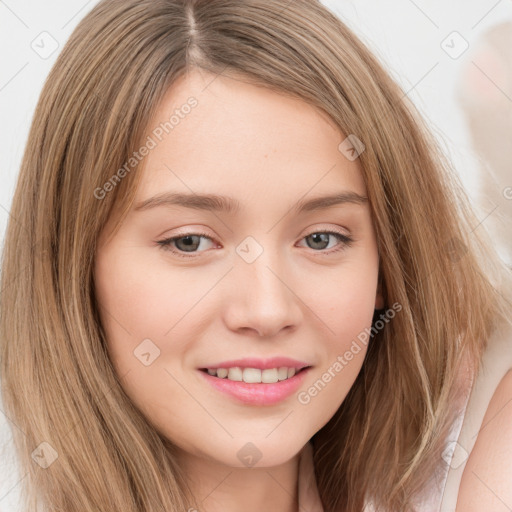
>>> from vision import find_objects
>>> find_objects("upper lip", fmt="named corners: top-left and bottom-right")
top-left (199, 357), bottom-right (312, 371)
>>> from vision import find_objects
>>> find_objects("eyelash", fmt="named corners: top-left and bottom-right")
top-left (156, 229), bottom-right (354, 259)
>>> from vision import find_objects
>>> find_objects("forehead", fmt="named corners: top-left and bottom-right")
top-left (135, 69), bottom-right (367, 205)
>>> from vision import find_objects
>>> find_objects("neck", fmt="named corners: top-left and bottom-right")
top-left (176, 447), bottom-right (301, 512)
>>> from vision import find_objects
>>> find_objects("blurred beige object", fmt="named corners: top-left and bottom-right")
top-left (456, 21), bottom-right (512, 264)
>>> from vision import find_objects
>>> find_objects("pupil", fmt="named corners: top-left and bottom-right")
top-left (309, 233), bottom-right (328, 250)
top-left (177, 235), bottom-right (199, 251)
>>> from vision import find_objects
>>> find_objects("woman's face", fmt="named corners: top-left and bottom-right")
top-left (94, 69), bottom-right (383, 469)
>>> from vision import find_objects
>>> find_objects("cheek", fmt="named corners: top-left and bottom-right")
top-left (94, 247), bottom-right (212, 343)
top-left (330, 284), bottom-right (376, 349)
top-left (93, 249), bottom-right (200, 426)
top-left (94, 248), bottom-right (175, 374)
top-left (310, 257), bottom-right (379, 347)
top-left (294, 257), bottom-right (378, 422)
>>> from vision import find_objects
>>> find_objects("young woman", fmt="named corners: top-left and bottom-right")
top-left (1, 0), bottom-right (511, 511)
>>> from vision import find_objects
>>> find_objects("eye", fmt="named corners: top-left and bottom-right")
top-left (156, 232), bottom-right (216, 258)
top-left (156, 229), bottom-right (354, 258)
top-left (298, 230), bottom-right (354, 254)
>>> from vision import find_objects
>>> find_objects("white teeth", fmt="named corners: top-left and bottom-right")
top-left (204, 366), bottom-right (303, 383)
top-left (216, 368), bottom-right (228, 378)
top-left (261, 368), bottom-right (278, 384)
top-left (243, 368), bottom-right (262, 383)
top-left (227, 367), bottom-right (243, 381)
top-left (277, 367), bottom-right (289, 381)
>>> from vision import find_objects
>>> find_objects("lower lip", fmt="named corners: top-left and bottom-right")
top-left (198, 368), bottom-right (311, 406)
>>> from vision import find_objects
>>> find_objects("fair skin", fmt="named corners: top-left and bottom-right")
top-left (94, 69), bottom-right (384, 512)
top-left (456, 368), bottom-right (512, 511)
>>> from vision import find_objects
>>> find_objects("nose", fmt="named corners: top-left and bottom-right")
top-left (223, 250), bottom-right (303, 338)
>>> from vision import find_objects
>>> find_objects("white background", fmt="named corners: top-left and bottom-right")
top-left (1, 1), bottom-right (511, 509)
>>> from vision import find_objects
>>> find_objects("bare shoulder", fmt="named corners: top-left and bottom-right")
top-left (456, 368), bottom-right (512, 511)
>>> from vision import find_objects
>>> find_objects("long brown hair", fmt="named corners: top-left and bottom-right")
top-left (1, 0), bottom-right (511, 510)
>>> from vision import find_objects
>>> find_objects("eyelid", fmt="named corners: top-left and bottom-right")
top-left (156, 227), bottom-right (354, 258)
top-left (156, 230), bottom-right (216, 258)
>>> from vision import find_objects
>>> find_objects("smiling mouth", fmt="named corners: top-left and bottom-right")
top-left (199, 366), bottom-right (311, 384)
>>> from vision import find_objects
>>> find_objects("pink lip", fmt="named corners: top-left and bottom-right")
top-left (198, 367), bottom-right (312, 406)
top-left (199, 357), bottom-right (311, 371)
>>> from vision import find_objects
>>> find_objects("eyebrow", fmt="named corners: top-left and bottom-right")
top-left (133, 191), bottom-right (368, 214)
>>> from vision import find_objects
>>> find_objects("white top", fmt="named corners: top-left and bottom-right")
top-left (440, 319), bottom-right (512, 511)
top-left (298, 319), bottom-right (512, 512)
